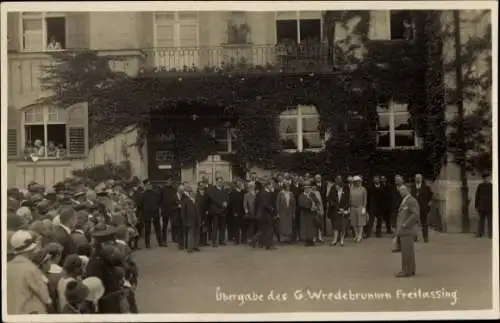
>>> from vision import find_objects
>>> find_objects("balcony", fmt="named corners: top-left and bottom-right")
top-left (7, 49), bottom-right (145, 109)
top-left (143, 43), bottom-right (335, 73)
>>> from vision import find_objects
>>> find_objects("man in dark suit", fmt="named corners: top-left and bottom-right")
top-left (160, 179), bottom-right (177, 246)
top-left (196, 182), bottom-right (210, 246)
top-left (228, 179), bottom-right (245, 244)
top-left (410, 174), bottom-right (433, 243)
top-left (207, 176), bottom-right (229, 247)
top-left (380, 175), bottom-right (393, 234)
top-left (52, 207), bottom-right (78, 265)
top-left (290, 177), bottom-right (303, 242)
top-left (140, 179), bottom-right (163, 249)
top-left (395, 184), bottom-right (420, 278)
top-left (475, 174), bottom-right (492, 238)
top-left (252, 180), bottom-right (277, 250)
top-left (366, 176), bottom-right (388, 238)
top-left (129, 182), bottom-right (144, 250)
top-left (181, 185), bottom-right (202, 252)
top-left (172, 183), bottom-right (186, 249)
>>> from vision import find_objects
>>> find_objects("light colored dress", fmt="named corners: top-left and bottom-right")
top-left (349, 185), bottom-right (367, 226)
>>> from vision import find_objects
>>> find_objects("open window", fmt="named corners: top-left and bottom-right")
top-left (21, 12), bottom-right (66, 52)
top-left (21, 104), bottom-right (87, 161)
top-left (390, 10), bottom-right (415, 41)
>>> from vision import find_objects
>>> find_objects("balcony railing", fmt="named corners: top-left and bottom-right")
top-left (144, 43), bottom-right (334, 72)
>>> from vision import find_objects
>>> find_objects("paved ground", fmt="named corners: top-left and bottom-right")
top-left (133, 231), bottom-right (493, 313)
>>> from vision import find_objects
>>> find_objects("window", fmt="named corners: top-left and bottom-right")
top-left (21, 12), bottom-right (66, 52)
top-left (389, 10), bottom-right (415, 41)
top-left (153, 11), bottom-right (199, 69)
top-left (275, 11), bottom-right (323, 44)
top-left (279, 105), bottom-right (322, 152)
top-left (376, 101), bottom-right (418, 149)
top-left (22, 104), bottom-right (87, 160)
top-left (212, 126), bottom-right (236, 153)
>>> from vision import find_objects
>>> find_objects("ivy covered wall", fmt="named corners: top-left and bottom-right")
top-left (38, 11), bottom-right (447, 181)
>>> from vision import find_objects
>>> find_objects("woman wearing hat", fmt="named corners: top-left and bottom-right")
top-left (40, 242), bottom-right (64, 311)
top-left (350, 176), bottom-right (368, 243)
top-left (61, 280), bottom-right (90, 313)
top-left (7, 230), bottom-right (54, 314)
top-left (86, 225), bottom-right (128, 313)
top-left (57, 254), bottom-right (85, 312)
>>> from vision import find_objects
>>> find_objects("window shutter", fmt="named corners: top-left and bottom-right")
top-left (66, 13), bottom-right (89, 49)
top-left (8, 13), bottom-right (20, 52)
top-left (66, 103), bottom-right (88, 157)
top-left (7, 107), bottom-right (20, 159)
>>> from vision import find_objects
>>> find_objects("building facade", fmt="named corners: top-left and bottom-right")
top-left (6, 10), bottom-right (492, 231)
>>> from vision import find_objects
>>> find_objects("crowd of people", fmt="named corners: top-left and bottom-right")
top-left (5, 170), bottom-right (492, 314)
top-left (136, 172), bottom-right (435, 251)
top-left (6, 179), bottom-right (139, 314)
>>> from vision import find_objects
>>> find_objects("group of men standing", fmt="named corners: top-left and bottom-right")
top-left (130, 172), bottom-right (438, 253)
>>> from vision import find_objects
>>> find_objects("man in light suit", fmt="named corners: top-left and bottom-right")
top-left (395, 184), bottom-right (420, 278)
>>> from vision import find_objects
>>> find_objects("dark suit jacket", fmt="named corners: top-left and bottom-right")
top-left (291, 184), bottom-right (304, 217)
top-left (207, 185), bottom-right (229, 215)
top-left (475, 182), bottom-right (492, 214)
top-left (196, 191), bottom-right (210, 220)
top-left (181, 196), bottom-right (202, 228)
top-left (160, 185), bottom-right (177, 213)
top-left (410, 183), bottom-right (433, 214)
top-left (327, 184), bottom-right (350, 217)
top-left (52, 225), bottom-right (77, 265)
top-left (140, 188), bottom-right (161, 216)
top-left (229, 190), bottom-right (245, 217)
top-left (255, 190), bottom-right (275, 220)
top-left (368, 184), bottom-right (386, 215)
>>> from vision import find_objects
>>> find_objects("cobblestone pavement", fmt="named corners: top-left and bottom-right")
top-left (133, 231), bottom-right (493, 313)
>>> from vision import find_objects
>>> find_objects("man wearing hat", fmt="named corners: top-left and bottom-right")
top-left (139, 179), bottom-right (163, 248)
top-left (72, 190), bottom-right (87, 205)
top-left (252, 179), bottom-right (277, 250)
top-left (7, 230), bottom-right (54, 314)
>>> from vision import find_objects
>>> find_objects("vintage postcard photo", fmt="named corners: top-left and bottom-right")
top-left (1, 1), bottom-right (498, 322)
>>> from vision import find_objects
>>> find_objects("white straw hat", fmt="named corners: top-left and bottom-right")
top-left (353, 175), bottom-right (362, 182)
top-left (10, 230), bottom-right (39, 254)
top-left (82, 277), bottom-right (105, 302)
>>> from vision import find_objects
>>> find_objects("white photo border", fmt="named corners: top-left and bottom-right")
top-left (1, 1), bottom-right (498, 322)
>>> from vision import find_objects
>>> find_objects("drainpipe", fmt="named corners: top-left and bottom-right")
top-left (453, 10), bottom-right (470, 233)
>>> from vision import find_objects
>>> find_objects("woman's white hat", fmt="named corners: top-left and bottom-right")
top-left (353, 175), bottom-right (362, 182)
top-left (82, 277), bottom-right (105, 302)
top-left (10, 230), bottom-right (39, 254)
